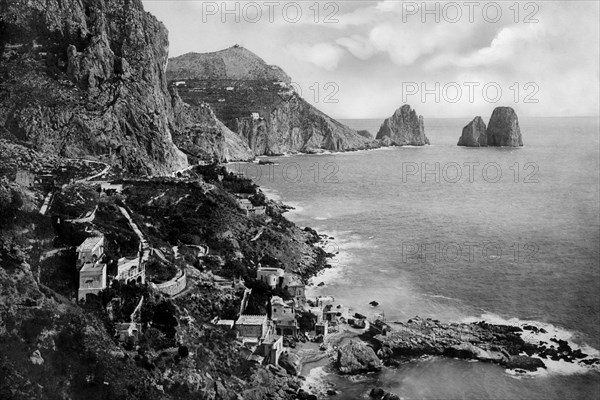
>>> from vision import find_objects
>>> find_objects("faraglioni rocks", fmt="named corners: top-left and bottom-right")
top-left (458, 116), bottom-right (488, 147)
top-left (486, 107), bottom-right (523, 146)
top-left (376, 104), bottom-right (430, 146)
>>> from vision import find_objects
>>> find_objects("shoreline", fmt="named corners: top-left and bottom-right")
top-left (255, 171), bottom-right (600, 390)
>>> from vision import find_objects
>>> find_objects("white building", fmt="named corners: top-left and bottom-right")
top-left (257, 267), bottom-right (284, 289)
top-left (78, 261), bottom-right (107, 301)
top-left (76, 236), bottom-right (105, 270)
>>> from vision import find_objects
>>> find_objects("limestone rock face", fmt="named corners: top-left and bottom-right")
top-left (458, 116), bottom-right (488, 147)
top-left (357, 130), bottom-right (373, 139)
top-left (170, 91), bottom-right (254, 162)
top-left (486, 107), bottom-right (523, 146)
top-left (376, 105), bottom-right (429, 146)
top-left (0, 0), bottom-right (188, 175)
top-left (167, 47), bottom-right (379, 156)
top-left (337, 340), bottom-right (382, 374)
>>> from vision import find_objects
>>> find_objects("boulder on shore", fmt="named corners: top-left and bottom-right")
top-left (486, 107), bottom-right (523, 146)
top-left (458, 116), bottom-right (487, 147)
top-left (376, 104), bottom-right (430, 146)
top-left (337, 340), bottom-right (382, 374)
top-left (370, 387), bottom-right (401, 400)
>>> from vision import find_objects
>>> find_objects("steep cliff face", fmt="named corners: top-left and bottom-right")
top-left (167, 46), bottom-right (378, 155)
top-left (231, 94), bottom-right (378, 155)
top-left (376, 104), bottom-right (430, 146)
top-left (486, 107), bottom-right (523, 147)
top-left (0, 0), bottom-right (188, 175)
top-left (170, 89), bottom-right (254, 162)
top-left (458, 116), bottom-right (487, 147)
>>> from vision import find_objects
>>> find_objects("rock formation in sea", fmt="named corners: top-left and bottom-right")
top-left (337, 340), bottom-right (382, 374)
top-left (458, 116), bottom-right (488, 147)
top-left (167, 46), bottom-right (379, 156)
top-left (0, 0), bottom-right (189, 175)
top-left (370, 316), bottom-right (600, 372)
top-left (376, 104), bottom-right (430, 146)
top-left (486, 107), bottom-right (523, 146)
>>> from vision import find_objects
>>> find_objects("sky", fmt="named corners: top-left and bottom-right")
top-left (142, 0), bottom-right (600, 119)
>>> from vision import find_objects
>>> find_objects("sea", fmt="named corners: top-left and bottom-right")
top-left (229, 117), bottom-right (600, 399)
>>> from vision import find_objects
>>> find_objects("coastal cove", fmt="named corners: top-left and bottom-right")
top-left (230, 116), bottom-right (600, 399)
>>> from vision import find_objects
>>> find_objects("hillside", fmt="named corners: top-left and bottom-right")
top-left (167, 46), bottom-right (380, 156)
top-left (0, 0), bottom-right (191, 175)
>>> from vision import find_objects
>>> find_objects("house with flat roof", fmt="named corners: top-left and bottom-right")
top-left (271, 296), bottom-right (298, 337)
top-left (261, 332), bottom-right (283, 365)
top-left (76, 235), bottom-right (105, 270)
top-left (236, 314), bottom-right (268, 340)
top-left (78, 261), bottom-right (107, 301)
top-left (257, 267), bottom-right (284, 289)
top-left (115, 257), bottom-right (145, 284)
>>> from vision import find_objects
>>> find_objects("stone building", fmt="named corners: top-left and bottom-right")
top-left (236, 314), bottom-right (268, 340)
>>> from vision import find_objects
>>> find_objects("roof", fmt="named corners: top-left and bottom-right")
top-left (237, 315), bottom-right (267, 325)
top-left (271, 296), bottom-right (285, 306)
top-left (80, 262), bottom-right (106, 273)
top-left (78, 236), bottom-right (104, 252)
top-left (216, 319), bottom-right (235, 328)
top-left (258, 267), bottom-right (284, 274)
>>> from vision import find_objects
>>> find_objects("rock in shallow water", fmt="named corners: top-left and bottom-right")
top-left (337, 340), bottom-right (382, 374)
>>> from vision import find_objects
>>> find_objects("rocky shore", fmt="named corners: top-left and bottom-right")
top-left (327, 316), bottom-right (599, 376)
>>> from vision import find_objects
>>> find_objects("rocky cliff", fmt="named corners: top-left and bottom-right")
top-left (167, 46), bottom-right (379, 156)
top-left (170, 89), bottom-right (254, 162)
top-left (458, 116), bottom-right (487, 147)
top-left (0, 0), bottom-right (188, 175)
top-left (376, 104), bottom-right (430, 146)
top-left (486, 107), bottom-right (523, 147)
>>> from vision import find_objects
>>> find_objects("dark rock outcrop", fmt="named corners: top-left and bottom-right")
top-left (0, 0), bottom-right (189, 175)
top-left (373, 316), bottom-right (598, 372)
top-left (458, 116), bottom-right (487, 147)
top-left (376, 105), bottom-right (429, 146)
top-left (279, 352), bottom-right (302, 376)
top-left (370, 388), bottom-right (401, 400)
top-left (337, 340), bottom-right (382, 374)
top-left (167, 46), bottom-right (379, 156)
top-left (486, 107), bottom-right (523, 146)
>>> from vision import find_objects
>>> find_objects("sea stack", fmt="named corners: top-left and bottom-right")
top-left (486, 107), bottom-right (523, 146)
top-left (458, 116), bottom-right (487, 147)
top-left (376, 104), bottom-right (430, 146)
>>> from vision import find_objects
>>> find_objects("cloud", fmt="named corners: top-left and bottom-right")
top-left (286, 43), bottom-right (345, 71)
top-left (335, 35), bottom-right (374, 60)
